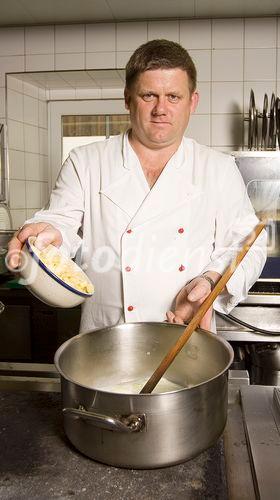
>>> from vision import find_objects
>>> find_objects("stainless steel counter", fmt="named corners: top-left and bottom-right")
top-left (216, 304), bottom-right (280, 342)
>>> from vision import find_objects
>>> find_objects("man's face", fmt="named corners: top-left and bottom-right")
top-left (124, 68), bottom-right (199, 150)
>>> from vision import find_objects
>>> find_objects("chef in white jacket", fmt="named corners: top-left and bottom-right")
top-left (8, 39), bottom-right (266, 334)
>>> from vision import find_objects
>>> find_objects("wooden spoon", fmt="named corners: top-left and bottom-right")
top-left (140, 221), bottom-right (266, 394)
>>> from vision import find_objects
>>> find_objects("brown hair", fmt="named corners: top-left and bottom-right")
top-left (125, 39), bottom-right (197, 93)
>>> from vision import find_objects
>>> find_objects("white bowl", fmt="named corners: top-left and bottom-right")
top-left (19, 237), bottom-right (94, 308)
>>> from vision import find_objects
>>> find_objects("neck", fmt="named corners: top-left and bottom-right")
top-left (128, 133), bottom-right (182, 188)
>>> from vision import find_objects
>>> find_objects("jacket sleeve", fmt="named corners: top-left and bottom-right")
top-left (25, 153), bottom-right (85, 258)
top-left (202, 155), bottom-right (267, 313)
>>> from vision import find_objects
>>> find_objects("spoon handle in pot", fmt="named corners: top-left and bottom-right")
top-left (140, 221), bottom-right (266, 394)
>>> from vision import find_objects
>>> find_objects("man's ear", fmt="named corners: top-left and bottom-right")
top-left (124, 88), bottom-right (131, 110)
top-left (190, 91), bottom-right (199, 113)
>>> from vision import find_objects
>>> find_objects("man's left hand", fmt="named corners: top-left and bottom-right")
top-left (166, 272), bottom-right (221, 331)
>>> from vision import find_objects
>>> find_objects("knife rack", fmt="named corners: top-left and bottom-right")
top-left (244, 89), bottom-right (280, 151)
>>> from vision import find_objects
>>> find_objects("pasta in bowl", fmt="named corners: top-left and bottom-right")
top-left (19, 237), bottom-right (94, 308)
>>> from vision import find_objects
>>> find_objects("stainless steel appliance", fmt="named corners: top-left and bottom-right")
top-left (217, 151), bottom-right (280, 384)
top-left (233, 151), bottom-right (280, 281)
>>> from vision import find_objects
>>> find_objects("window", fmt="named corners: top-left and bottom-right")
top-left (62, 114), bottom-right (130, 162)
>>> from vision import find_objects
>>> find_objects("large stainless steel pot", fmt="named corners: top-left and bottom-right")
top-left (54, 322), bottom-right (234, 468)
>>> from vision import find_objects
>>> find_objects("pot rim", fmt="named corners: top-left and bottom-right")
top-left (54, 321), bottom-right (234, 396)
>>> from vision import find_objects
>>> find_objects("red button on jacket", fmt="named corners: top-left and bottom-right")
top-left (178, 227), bottom-right (184, 234)
top-left (127, 305), bottom-right (134, 311)
top-left (179, 265), bottom-right (185, 272)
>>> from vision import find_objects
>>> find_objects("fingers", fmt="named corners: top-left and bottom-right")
top-left (199, 307), bottom-right (213, 331)
top-left (187, 280), bottom-right (210, 302)
top-left (167, 306), bottom-right (213, 330)
top-left (33, 224), bottom-right (62, 250)
top-left (7, 222), bottom-right (62, 269)
top-left (7, 230), bottom-right (23, 269)
top-left (166, 311), bottom-right (185, 325)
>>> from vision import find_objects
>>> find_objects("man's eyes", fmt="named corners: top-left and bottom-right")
top-left (142, 93), bottom-right (155, 101)
top-left (168, 95), bottom-right (180, 102)
top-left (141, 93), bottom-right (180, 102)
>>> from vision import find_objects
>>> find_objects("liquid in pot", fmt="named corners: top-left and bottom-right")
top-left (98, 376), bottom-right (186, 394)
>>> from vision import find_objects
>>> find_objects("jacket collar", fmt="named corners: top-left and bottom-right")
top-left (100, 133), bottom-right (201, 226)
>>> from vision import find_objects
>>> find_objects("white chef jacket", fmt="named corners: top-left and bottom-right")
top-left (27, 133), bottom-right (266, 333)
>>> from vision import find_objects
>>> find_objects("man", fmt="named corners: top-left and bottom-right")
top-left (8, 39), bottom-right (266, 334)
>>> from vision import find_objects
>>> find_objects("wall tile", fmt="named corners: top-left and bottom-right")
top-left (23, 81), bottom-right (39, 99)
top-left (24, 124), bottom-right (39, 154)
top-left (8, 149), bottom-right (25, 180)
top-left (25, 54), bottom-right (55, 72)
top-left (0, 87), bottom-right (5, 117)
top-left (7, 76), bottom-right (23, 93)
top-left (116, 22), bottom-right (147, 52)
top-left (10, 209), bottom-right (26, 229)
top-left (101, 88), bottom-right (124, 98)
top-left (212, 82), bottom-right (243, 114)
top-left (116, 51), bottom-right (133, 68)
top-left (55, 25), bottom-right (85, 54)
top-left (196, 82), bottom-right (210, 114)
top-left (75, 88), bottom-right (102, 99)
top-left (26, 208), bottom-right (37, 219)
top-left (180, 20), bottom-right (211, 49)
top-left (25, 25), bottom-right (55, 54)
top-left (38, 88), bottom-right (47, 101)
top-left (25, 152), bottom-right (41, 181)
top-left (211, 114), bottom-right (243, 146)
top-left (189, 50), bottom-right (211, 81)
top-left (213, 147), bottom-right (233, 153)
top-left (245, 18), bottom-right (277, 48)
top-left (148, 21), bottom-right (179, 42)
top-left (186, 114), bottom-right (210, 146)
top-left (244, 48), bottom-right (276, 81)
top-left (212, 19), bottom-right (244, 49)
top-left (39, 100), bottom-right (48, 129)
top-left (39, 155), bottom-right (49, 182)
top-left (7, 119), bottom-right (24, 151)
top-left (0, 28), bottom-right (24, 56)
top-left (7, 90), bottom-right (24, 122)
top-left (49, 89), bottom-right (76, 100)
top-left (9, 179), bottom-right (26, 209)
top-left (276, 51), bottom-right (280, 80)
top-left (212, 49), bottom-right (243, 81)
top-left (40, 182), bottom-right (49, 207)
top-left (26, 180), bottom-right (42, 209)
top-left (0, 56), bottom-right (25, 86)
top-left (55, 53), bottom-right (85, 71)
top-left (86, 52), bottom-right (115, 70)
top-left (86, 23), bottom-right (115, 52)
top-left (23, 95), bottom-right (38, 126)
top-left (39, 128), bottom-right (48, 156)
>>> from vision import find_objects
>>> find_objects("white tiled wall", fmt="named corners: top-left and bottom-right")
top-left (6, 77), bottom-right (48, 227)
top-left (0, 17), bottom-right (280, 227)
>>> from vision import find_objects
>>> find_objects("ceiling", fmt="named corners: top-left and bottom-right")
top-left (0, 0), bottom-right (280, 27)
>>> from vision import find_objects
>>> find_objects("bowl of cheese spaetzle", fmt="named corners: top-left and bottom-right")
top-left (19, 237), bottom-right (94, 308)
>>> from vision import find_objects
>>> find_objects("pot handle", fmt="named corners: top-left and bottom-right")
top-left (63, 405), bottom-right (146, 433)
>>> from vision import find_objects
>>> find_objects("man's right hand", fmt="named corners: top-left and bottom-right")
top-left (7, 222), bottom-right (63, 269)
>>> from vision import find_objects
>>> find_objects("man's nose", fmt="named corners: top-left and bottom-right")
top-left (152, 96), bottom-right (167, 115)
